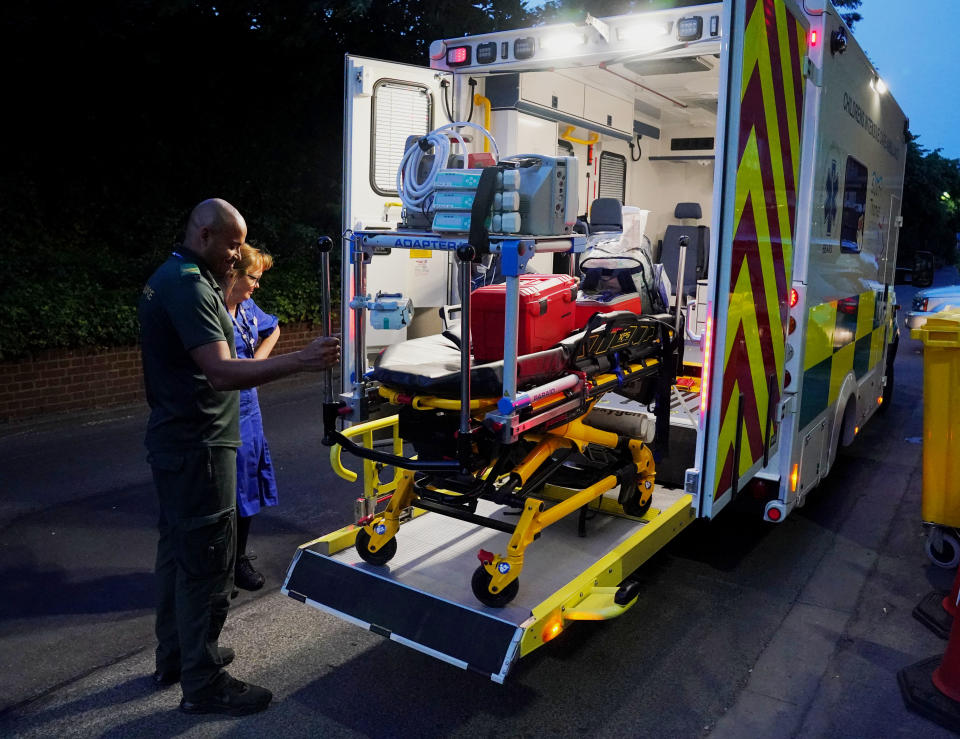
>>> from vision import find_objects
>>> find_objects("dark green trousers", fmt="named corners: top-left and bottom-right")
top-left (150, 446), bottom-right (237, 700)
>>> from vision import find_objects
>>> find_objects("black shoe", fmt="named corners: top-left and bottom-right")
top-left (235, 555), bottom-right (265, 591)
top-left (179, 675), bottom-right (272, 716)
top-left (152, 646), bottom-right (236, 687)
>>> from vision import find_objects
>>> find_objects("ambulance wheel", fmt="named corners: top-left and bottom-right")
top-left (880, 362), bottom-right (893, 413)
top-left (926, 529), bottom-right (960, 569)
top-left (355, 528), bottom-right (397, 566)
top-left (471, 565), bottom-right (519, 608)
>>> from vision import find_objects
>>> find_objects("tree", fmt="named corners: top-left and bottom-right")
top-left (899, 138), bottom-right (960, 266)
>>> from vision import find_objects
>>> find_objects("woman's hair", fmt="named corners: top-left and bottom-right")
top-left (235, 243), bottom-right (274, 276)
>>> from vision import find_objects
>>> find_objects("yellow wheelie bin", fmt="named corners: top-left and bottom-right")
top-left (912, 309), bottom-right (960, 567)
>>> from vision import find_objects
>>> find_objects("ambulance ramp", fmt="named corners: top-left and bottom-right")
top-left (283, 492), bottom-right (693, 682)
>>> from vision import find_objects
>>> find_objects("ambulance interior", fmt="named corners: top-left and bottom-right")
top-left (359, 41), bottom-right (726, 489)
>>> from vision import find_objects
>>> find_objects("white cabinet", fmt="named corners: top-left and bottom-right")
top-left (520, 71), bottom-right (584, 118)
top-left (583, 87), bottom-right (633, 133)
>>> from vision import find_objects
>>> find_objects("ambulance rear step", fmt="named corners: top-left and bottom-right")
top-left (282, 492), bottom-right (695, 682)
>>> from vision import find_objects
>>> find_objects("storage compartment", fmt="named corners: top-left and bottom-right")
top-left (471, 274), bottom-right (578, 361)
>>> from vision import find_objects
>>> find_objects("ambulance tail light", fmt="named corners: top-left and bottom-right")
top-left (700, 313), bottom-right (713, 417)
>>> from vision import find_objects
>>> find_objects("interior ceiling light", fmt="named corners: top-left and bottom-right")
top-left (541, 31), bottom-right (586, 50)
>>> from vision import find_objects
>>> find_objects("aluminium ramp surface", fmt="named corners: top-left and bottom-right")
top-left (283, 496), bottom-right (686, 682)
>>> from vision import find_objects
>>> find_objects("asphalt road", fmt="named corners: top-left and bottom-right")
top-left (0, 267), bottom-right (958, 737)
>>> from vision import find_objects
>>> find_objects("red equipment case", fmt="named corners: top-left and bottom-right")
top-left (574, 294), bottom-right (644, 329)
top-left (471, 274), bottom-right (578, 362)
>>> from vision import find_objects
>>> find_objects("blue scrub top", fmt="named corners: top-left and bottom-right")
top-left (231, 298), bottom-right (280, 517)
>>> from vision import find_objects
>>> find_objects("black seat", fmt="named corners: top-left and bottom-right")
top-left (660, 202), bottom-right (709, 301)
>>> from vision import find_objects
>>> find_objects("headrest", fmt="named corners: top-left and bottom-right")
top-left (590, 198), bottom-right (623, 230)
top-left (674, 202), bottom-right (702, 220)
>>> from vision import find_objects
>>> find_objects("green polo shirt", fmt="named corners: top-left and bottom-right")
top-left (138, 248), bottom-right (240, 452)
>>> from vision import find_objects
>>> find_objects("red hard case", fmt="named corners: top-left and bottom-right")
top-left (471, 274), bottom-right (579, 362)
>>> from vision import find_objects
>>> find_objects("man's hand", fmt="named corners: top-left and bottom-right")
top-left (297, 336), bottom-right (340, 371)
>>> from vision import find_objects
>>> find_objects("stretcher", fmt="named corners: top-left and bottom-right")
top-left (308, 232), bottom-right (683, 611)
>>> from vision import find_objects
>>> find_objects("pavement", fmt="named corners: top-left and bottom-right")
top-left (0, 268), bottom-right (959, 737)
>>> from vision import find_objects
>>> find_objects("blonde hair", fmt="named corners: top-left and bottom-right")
top-left (235, 243), bottom-right (274, 276)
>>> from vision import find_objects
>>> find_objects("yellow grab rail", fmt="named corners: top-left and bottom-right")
top-left (329, 415), bottom-right (404, 499)
top-left (560, 125), bottom-right (599, 146)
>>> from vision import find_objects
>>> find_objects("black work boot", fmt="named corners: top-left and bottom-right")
top-left (180, 675), bottom-right (272, 716)
top-left (235, 555), bottom-right (265, 591)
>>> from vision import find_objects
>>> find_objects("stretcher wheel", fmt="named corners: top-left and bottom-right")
top-left (621, 484), bottom-right (652, 518)
top-left (471, 565), bottom-right (519, 608)
top-left (355, 528), bottom-right (397, 566)
top-left (926, 528), bottom-right (960, 569)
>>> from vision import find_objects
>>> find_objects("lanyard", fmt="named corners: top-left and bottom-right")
top-left (232, 303), bottom-right (258, 356)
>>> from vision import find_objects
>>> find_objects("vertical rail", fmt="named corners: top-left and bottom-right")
top-left (352, 234), bottom-right (366, 397)
top-left (458, 255), bottom-right (472, 436)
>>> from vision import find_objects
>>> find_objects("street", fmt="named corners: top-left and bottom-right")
top-left (0, 268), bottom-right (957, 737)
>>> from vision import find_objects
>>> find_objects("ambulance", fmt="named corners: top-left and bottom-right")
top-left (283, 0), bottom-right (908, 682)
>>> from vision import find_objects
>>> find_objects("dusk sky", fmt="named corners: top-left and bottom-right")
top-left (852, 0), bottom-right (959, 160)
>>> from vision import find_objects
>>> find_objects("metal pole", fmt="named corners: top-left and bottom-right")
top-left (352, 234), bottom-right (366, 399)
top-left (674, 234), bottom-right (689, 338)
top-left (316, 236), bottom-right (335, 404)
top-left (458, 253), bottom-right (473, 436)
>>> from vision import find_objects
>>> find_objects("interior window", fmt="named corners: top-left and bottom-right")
top-left (840, 156), bottom-right (867, 254)
top-left (371, 81), bottom-right (433, 196)
top-left (598, 151), bottom-right (627, 204)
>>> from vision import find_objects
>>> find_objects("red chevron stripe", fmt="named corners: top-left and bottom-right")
top-left (732, 192), bottom-right (779, 386)
top-left (720, 323), bottom-right (766, 460)
top-left (786, 10), bottom-right (804, 128)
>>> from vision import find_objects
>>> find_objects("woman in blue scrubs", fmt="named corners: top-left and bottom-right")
top-left (224, 244), bottom-right (280, 591)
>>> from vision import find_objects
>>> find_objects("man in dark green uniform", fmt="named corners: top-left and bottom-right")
top-left (139, 198), bottom-right (338, 716)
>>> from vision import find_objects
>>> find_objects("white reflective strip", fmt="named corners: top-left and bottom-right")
top-left (296, 594), bottom-right (374, 632)
top-left (388, 632), bottom-right (470, 672)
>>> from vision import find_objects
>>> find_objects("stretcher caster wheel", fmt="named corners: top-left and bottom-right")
top-left (621, 482), bottom-right (653, 518)
top-left (926, 528), bottom-right (960, 569)
top-left (471, 565), bottom-right (519, 608)
top-left (355, 528), bottom-right (397, 566)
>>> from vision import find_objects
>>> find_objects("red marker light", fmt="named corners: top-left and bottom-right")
top-left (446, 46), bottom-right (471, 65)
top-left (789, 288), bottom-right (799, 308)
top-left (810, 30), bottom-right (818, 47)
top-left (768, 506), bottom-right (782, 522)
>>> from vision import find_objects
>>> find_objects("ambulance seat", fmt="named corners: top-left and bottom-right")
top-left (660, 202), bottom-right (709, 302)
top-left (588, 198), bottom-right (623, 234)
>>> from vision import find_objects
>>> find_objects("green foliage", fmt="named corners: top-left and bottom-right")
top-left (900, 138), bottom-right (960, 266)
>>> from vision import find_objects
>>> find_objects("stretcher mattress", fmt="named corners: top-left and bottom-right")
top-left (369, 312), bottom-right (674, 398)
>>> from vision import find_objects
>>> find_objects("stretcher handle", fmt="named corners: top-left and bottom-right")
top-left (327, 428), bottom-right (460, 473)
top-left (315, 235), bottom-right (335, 404)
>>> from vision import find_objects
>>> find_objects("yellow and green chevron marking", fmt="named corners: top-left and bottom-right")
top-left (799, 291), bottom-right (888, 429)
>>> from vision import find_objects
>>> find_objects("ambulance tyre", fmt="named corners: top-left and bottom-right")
top-left (355, 528), bottom-right (397, 566)
top-left (471, 565), bottom-right (519, 608)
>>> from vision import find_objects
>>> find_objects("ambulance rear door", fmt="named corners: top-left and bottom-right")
top-left (695, 0), bottom-right (810, 518)
top-left (341, 56), bottom-right (451, 393)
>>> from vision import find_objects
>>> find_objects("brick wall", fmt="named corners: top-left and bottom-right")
top-left (0, 322), bottom-right (330, 424)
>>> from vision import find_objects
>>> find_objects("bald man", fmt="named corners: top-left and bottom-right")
top-left (139, 198), bottom-right (338, 716)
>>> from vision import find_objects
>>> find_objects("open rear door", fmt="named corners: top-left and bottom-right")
top-left (340, 56), bottom-right (450, 392)
top-left (698, 0), bottom-right (809, 516)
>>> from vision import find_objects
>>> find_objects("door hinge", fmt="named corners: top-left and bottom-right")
top-left (684, 468), bottom-right (700, 495)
